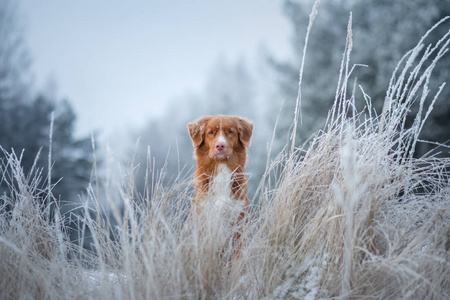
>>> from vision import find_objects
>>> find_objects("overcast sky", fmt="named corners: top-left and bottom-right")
top-left (19, 1), bottom-right (292, 138)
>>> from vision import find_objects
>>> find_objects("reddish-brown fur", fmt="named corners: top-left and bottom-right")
top-left (187, 115), bottom-right (253, 257)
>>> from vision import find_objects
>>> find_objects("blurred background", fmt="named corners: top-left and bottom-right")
top-left (1, 0), bottom-right (449, 206)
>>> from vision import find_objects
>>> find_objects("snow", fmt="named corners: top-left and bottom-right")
top-left (271, 254), bottom-right (324, 299)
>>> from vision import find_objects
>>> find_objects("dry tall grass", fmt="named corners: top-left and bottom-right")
top-left (1, 11), bottom-right (450, 300)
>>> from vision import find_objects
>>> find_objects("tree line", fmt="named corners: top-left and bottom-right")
top-left (1, 0), bottom-right (449, 207)
top-left (0, 0), bottom-right (93, 210)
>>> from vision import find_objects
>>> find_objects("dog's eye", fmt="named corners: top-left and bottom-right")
top-left (208, 130), bottom-right (214, 135)
top-left (228, 130), bottom-right (234, 134)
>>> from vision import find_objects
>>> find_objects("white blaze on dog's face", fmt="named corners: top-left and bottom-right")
top-left (204, 116), bottom-right (247, 159)
top-left (188, 115), bottom-right (253, 161)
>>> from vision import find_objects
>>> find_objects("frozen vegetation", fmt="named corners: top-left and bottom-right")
top-left (1, 8), bottom-right (450, 300)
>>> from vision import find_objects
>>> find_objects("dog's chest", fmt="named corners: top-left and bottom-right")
top-left (194, 164), bottom-right (243, 245)
top-left (204, 164), bottom-right (244, 214)
top-left (210, 164), bottom-right (232, 198)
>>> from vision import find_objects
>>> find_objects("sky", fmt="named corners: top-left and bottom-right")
top-left (19, 1), bottom-right (292, 139)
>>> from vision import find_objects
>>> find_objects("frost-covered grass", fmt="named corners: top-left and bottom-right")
top-left (1, 11), bottom-right (450, 300)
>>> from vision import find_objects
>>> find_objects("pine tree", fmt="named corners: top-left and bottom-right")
top-left (0, 0), bottom-right (94, 206)
top-left (273, 0), bottom-right (450, 156)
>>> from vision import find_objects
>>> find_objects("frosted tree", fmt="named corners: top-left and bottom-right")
top-left (273, 0), bottom-right (450, 156)
top-left (200, 58), bottom-right (256, 117)
top-left (1, 96), bottom-right (93, 201)
top-left (0, 0), bottom-right (31, 100)
top-left (0, 1), bottom-right (94, 205)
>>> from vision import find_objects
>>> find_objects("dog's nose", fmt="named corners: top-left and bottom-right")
top-left (215, 141), bottom-right (226, 152)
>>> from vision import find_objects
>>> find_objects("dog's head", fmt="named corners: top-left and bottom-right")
top-left (188, 115), bottom-right (253, 160)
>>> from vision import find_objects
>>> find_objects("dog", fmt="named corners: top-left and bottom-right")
top-left (187, 115), bottom-right (253, 257)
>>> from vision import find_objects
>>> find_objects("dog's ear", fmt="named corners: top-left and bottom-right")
top-left (188, 116), bottom-right (211, 148)
top-left (237, 118), bottom-right (253, 147)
